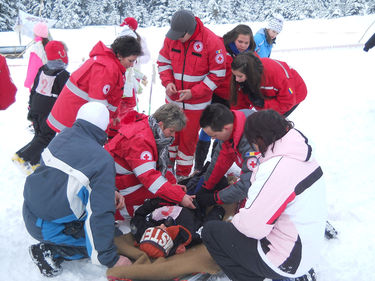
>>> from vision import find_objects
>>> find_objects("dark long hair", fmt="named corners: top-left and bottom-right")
top-left (230, 52), bottom-right (263, 106)
top-left (244, 110), bottom-right (294, 156)
top-left (223, 24), bottom-right (256, 54)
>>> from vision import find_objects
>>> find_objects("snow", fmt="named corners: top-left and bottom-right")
top-left (1, 14), bottom-right (375, 281)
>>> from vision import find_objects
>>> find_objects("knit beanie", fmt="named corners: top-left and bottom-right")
top-left (166, 10), bottom-right (197, 40)
top-left (33, 22), bottom-right (49, 38)
top-left (139, 225), bottom-right (192, 258)
top-left (45, 41), bottom-right (68, 64)
top-left (76, 102), bottom-right (109, 131)
top-left (120, 17), bottom-right (138, 31)
top-left (266, 14), bottom-right (284, 34)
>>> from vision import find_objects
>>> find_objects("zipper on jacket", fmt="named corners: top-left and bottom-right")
top-left (181, 41), bottom-right (192, 110)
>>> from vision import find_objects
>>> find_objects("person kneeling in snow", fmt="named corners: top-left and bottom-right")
top-left (23, 102), bottom-right (131, 277)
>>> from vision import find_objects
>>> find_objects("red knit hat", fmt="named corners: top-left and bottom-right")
top-left (139, 225), bottom-right (192, 258)
top-left (120, 17), bottom-right (138, 31)
top-left (45, 40), bottom-right (68, 64)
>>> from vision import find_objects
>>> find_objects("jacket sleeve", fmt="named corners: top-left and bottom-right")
top-left (157, 38), bottom-right (175, 88)
top-left (86, 154), bottom-right (119, 268)
top-left (203, 141), bottom-right (236, 190)
top-left (190, 36), bottom-right (227, 100)
top-left (24, 52), bottom-right (43, 89)
top-left (262, 74), bottom-right (296, 115)
top-left (216, 136), bottom-right (256, 204)
top-left (122, 135), bottom-right (185, 204)
top-left (0, 56), bottom-right (17, 110)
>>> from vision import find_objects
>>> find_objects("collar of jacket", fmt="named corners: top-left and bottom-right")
top-left (73, 119), bottom-right (108, 146)
top-left (89, 41), bottom-right (126, 74)
top-left (228, 110), bottom-right (246, 148)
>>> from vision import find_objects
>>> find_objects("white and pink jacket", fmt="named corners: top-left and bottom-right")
top-left (231, 128), bottom-right (326, 278)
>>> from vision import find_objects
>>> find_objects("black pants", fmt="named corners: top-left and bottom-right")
top-left (202, 221), bottom-right (284, 281)
top-left (283, 104), bottom-right (299, 118)
top-left (17, 112), bottom-right (56, 165)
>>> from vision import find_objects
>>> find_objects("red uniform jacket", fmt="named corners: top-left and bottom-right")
top-left (47, 41), bottom-right (126, 132)
top-left (157, 17), bottom-right (226, 111)
top-left (232, 58), bottom-right (307, 115)
top-left (0, 55), bottom-right (17, 110)
top-left (105, 111), bottom-right (186, 218)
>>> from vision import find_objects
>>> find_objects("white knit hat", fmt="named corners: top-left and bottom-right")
top-left (76, 102), bottom-right (109, 131)
top-left (266, 14), bottom-right (284, 34)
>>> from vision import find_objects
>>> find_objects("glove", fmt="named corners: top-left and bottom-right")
top-left (248, 93), bottom-right (264, 108)
top-left (196, 188), bottom-right (216, 208)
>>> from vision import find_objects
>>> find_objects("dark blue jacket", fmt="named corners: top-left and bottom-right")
top-left (23, 119), bottom-right (119, 267)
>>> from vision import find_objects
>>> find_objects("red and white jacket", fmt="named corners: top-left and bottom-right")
top-left (157, 17), bottom-right (227, 111)
top-left (47, 41), bottom-right (126, 132)
top-left (232, 58), bottom-right (307, 115)
top-left (105, 111), bottom-right (186, 218)
top-left (231, 129), bottom-right (326, 278)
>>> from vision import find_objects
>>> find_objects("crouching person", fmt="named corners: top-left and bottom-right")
top-left (202, 110), bottom-right (326, 281)
top-left (105, 103), bottom-right (196, 233)
top-left (23, 102), bottom-right (131, 277)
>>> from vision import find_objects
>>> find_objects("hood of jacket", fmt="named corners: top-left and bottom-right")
top-left (89, 41), bottom-right (125, 73)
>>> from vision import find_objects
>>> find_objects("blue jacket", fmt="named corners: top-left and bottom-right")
top-left (254, 28), bottom-right (273, 58)
top-left (23, 119), bottom-right (119, 267)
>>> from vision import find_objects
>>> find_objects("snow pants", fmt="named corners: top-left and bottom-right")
top-left (169, 108), bottom-right (202, 177)
top-left (17, 111), bottom-right (56, 165)
top-left (202, 220), bottom-right (285, 281)
top-left (23, 203), bottom-right (88, 261)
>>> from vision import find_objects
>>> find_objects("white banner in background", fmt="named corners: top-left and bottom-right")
top-left (14, 10), bottom-right (57, 39)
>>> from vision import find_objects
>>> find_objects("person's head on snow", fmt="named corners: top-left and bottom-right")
top-left (166, 10), bottom-right (197, 43)
top-left (45, 41), bottom-right (69, 65)
top-left (76, 102), bottom-right (110, 131)
top-left (120, 17), bottom-right (138, 31)
top-left (266, 14), bottom-right (284, 40)
top-left (33, 22), bottom-right (49, 39)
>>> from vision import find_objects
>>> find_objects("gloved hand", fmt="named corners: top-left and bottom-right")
top-left (248, 93), bottom-right (264, 108)
top-left (196, 188), bottom-right (216, 208)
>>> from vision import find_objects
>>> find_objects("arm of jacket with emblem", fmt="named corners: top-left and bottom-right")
top-left (260, 59), bottom-right (296, 114)
top-left (118, 134), bottom-right (185, 204)
top-left (77, 61), bottom-right (124, 117)
top-left (189, 33), bottom-right (227, 100)
top-left (215, 136), bottom-right (256, 204)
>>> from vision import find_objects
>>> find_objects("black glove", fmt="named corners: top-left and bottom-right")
top-left (196, 188), bottom-right (216, 208)
top-left (248, 93), bottom-right (264, 108)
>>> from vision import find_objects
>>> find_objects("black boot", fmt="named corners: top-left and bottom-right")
top-left (29, 243), bottom-right (63, 277)
top-left (194, 140), bottom-right (211, 172)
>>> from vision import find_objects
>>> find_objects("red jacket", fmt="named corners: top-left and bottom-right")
top-left (47, 41), bottom-right (126, 132)
top-left (0, 55), bottom-right (17, 110)
top-left (105, 111), bottom-right (185, 218)
top-left (157, 17), bottom-right (226, 110)
top-left (232, 58), bottom-right (307, 115)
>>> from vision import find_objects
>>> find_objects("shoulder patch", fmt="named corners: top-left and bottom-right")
top-left (103, 84), bottom-right (111, 95)
top-left (140, 151), bottom-right (153, 161)
top-left (246, 156), bottom-right (258, 171)
top-left (215, 53), bottom-right (224, 64)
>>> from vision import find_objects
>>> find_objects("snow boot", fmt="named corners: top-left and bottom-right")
top-left (29, 243), bottom-right (63, 277)
top-left (273, 268), bottom-right (316, 281)
top-left (194, 140), bottom-right (211, 173)
top-left (324, 220), bottom-right (338, 239)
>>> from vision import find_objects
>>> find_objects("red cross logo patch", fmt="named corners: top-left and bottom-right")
top-left (215, 53), bottom-right (224, 64)
top-left (193, 41), bottom-right (203, 52)
top-left (140, 151), bottom-right (152, 161)
top-left (102, 84), bottom-right (110, 95)
top-left (246, 156), bottom-right (258, 171)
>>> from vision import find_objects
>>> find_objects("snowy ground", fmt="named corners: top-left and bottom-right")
top-left (1, 14), bottom-right (375, 281)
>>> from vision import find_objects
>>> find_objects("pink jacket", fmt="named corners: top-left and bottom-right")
top-left (24, 37), bottom-right (47, 90)
top-left (231, 129), bottom-right (326, 278)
